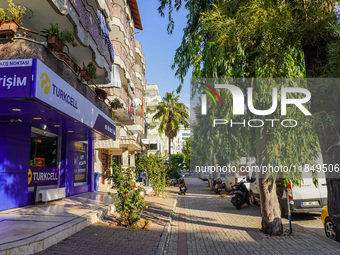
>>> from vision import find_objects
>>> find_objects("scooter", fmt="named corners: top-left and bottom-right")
top-left (179, 183), bottom-right (187, 195)
top-left (214, 178), bottom-right (223, 195)
top-left (229, 180), bottom-right (250, 209)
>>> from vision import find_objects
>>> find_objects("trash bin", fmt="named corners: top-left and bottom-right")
top-left (191, 173), bottom-right (194, 178)
top-left (94, 172), bottom-right (101, 191)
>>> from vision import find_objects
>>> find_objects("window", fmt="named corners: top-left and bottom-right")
top-left (30, 128), bottom-right (58, 167)
top-left (74, 142), bottom-right (88, 183)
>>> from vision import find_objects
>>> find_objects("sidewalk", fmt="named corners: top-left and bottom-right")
top-left (35, 188), bottom-right (177, 255)
top-left (164, 178), bottom-right (340, 255)
top-left (0, 188), bottom-right (116, 255)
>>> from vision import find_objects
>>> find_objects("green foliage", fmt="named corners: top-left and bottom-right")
top-left (110, 98), bottom-right (124, 109)
top-left (41, 24), bottom-right (75, 43)
top-left (182, 137), bottom-right (191, 170)
top-left (102, 162), bottom-right (147, 227)
top-left (60, 30), bottom-right (75, 43)
top-left (83, 61), bottom-right (97, 79)
top-left (136, 152), bottom-right (168, 197)
top-left (152, 91), bottom-right (189, 164)
top-left (0, 0), bottom-right (26, 25)
top-left (171, 153), bottom-right (185, 169)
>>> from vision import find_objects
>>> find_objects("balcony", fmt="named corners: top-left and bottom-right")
top-left (109, 6), bottom-right (135, 58)
top-left (106, 87), bottom-right (134, 124)
top-left (134, 40), bottom-right (145, 68)
top-left (112, 44), bottom-right (135, 89)
top-left (4, 0), bottom-right (114, 84)
top-left (133, 63), bottom-right (145, 89)
top-left (0, 40), bottom-right (111, 117)
top-left (127, 115), bottom-right (145, 135)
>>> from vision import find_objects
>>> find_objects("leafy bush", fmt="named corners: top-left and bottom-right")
top-left (0, 0), bottom-right (26, 25)
top-left (136, 153), bottom-right (168, 197)
top-left (102, 162), bottom-right (147, 227)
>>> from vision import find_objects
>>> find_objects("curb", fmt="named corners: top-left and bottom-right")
top-left (155, 193), bottom-right (179, 255)
top-left (0, 203), bottom-right (116, 255)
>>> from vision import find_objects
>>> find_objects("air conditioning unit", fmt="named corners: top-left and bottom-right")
top-left (36, 188), bottom-right (66, 202)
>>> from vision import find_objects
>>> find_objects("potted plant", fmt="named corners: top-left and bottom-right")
top-left (95, 88), bottom-right (107, 100)
top-left (0, 0), bottom-right (26, 36)
top-left (81, 63), bottom-right (90, 81)
top-left (86, 61), bottom-right (97, 80)
top-left (110, 98), bottom-right (124, 110)
top-left (41, 24), bottom-right (74, 52)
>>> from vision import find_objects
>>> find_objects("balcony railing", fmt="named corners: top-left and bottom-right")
top-left (112, 44), bottom-right (135, 87)
top-left (110, 6), bottom-right (135, 51)
top-left (134, 40), bottom-right (145, 65)
top-left (69, 0), bottom-right (113, 63)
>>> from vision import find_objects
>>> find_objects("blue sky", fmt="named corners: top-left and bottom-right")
top-left (135, 2), bottom-right (191, 107)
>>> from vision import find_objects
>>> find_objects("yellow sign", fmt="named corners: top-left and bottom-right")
top-left (40, 73), bottom-right (51, 94)
top-left (28, 168), bottom-right (32, 185)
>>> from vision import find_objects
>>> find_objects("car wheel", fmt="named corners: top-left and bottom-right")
top-left (250, 191), bottom-right (258, 205)
top-left (325, 218), bottom-right (340, 241)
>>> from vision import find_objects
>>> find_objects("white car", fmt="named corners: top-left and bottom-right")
top-left (249, 168), bottom-right (327, 216)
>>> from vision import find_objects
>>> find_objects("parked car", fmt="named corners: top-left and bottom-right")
top-left (321, 206), bottom-right (340, 242)
top-left (201, 172), bottom-right (210, 181)
top-left (249, 170), bottom-right (328, 217)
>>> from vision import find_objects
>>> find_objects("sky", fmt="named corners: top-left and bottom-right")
top-left (135, 1), bottom-right (191, 108)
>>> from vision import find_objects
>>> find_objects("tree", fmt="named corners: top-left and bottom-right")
top-left (182, 138), bottom-right (191, 170)
top-left (152, 91), bottom-right (189, 165)
top-left (157, 0), bottom-right (340, 235)
top-left (171, 153), bottom-right (185, 169)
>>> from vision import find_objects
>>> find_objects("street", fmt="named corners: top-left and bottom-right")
top-left (164, 178), bottom-right (340, 255)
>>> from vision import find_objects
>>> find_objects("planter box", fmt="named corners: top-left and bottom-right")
top-left (47, 34), bottom-right (65, 52)
top-left (0, 20), bottom-right (19, 36)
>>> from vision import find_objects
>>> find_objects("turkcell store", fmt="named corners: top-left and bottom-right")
top-left (0, 59), bottom-right (116, 211)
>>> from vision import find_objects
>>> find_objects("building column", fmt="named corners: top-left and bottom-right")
top-left (129, 153), bottom-right (135, 167)
top-left (122, 150), bottom-right (129, 168)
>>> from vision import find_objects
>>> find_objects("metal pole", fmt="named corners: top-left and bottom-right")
top-left (286, 185), bottom-right (292, 234)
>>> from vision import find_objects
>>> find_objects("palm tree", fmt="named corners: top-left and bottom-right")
top-left (153, 91), bottom-right (189, 166)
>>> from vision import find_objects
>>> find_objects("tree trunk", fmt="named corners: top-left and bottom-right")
top-left (259, 174), bottom-right (283, 235)
top-left (168, 138), bottom-right (172, 166)
top-left (257, 126), bottom-right (283, 235)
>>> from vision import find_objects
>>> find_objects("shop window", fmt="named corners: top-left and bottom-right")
top-left (74, 141), bottom-right (88, 184)
top-left (30, 128), bottom-right (58, 167)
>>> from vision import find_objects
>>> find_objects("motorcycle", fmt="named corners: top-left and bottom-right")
top-left (179, 183), bottom-right (187, 195)
top-left (229, 180), bottom-right (250, 209)
top-left (178, 178), bottom-right (187, 195)
top-left (214, 178), bottom-right (223, 195)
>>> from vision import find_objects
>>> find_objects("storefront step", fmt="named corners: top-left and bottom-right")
top-left (0, 191), bottom-right (116, 255)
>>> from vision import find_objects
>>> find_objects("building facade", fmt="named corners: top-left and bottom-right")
top-left (142, 84), bottom-right (167, 156)
top-left (0, 0), bottom-right (119, 211)
top-left (94, 0), bottom-right (146, 182)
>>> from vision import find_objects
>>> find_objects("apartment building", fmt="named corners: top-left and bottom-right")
top-left (142, 84), bottom-right (167, 156)
top-left (0, 0), bottom-right (120, 210)
top-left (94, 0), bottom-right (146, 183)
top-left (171, 127), bottom-right (191, 154)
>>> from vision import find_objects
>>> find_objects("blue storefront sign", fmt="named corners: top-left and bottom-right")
top-left (28, 167), bottom-right (59, 187)
top-left (0, 59), bottom-right (33, 98)
top-left (34, 59), bottom-right (116, 140)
